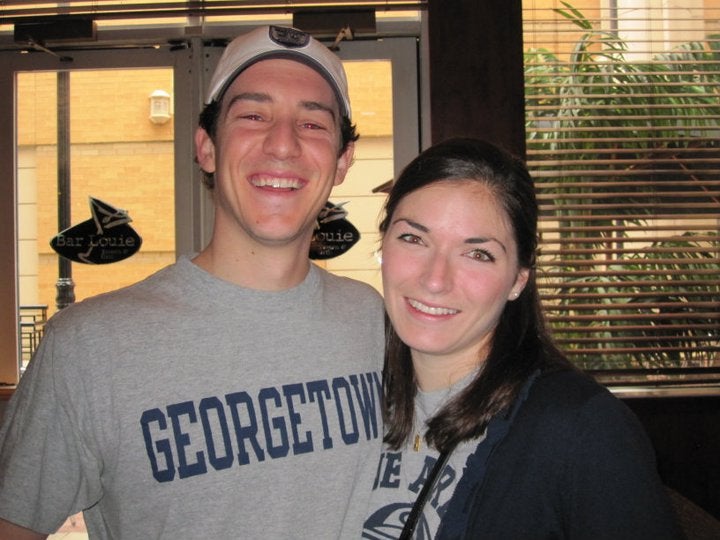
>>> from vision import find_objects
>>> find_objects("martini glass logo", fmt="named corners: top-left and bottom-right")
top-left (309, 201), bottom-right (360, 260)
top-left (50, 197), bottom-right (142, 264)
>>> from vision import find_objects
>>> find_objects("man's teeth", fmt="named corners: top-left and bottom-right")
top-left (253, 177), bottom-right (301, 189)
top-left (408, 299), bottom-right (458, 315)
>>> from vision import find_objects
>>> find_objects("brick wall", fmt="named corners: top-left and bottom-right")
top-left (18, 69), bottom-right (176, 316)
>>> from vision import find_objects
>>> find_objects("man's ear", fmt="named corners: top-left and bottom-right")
top-left (333, 141), bottom-right (355, 187)
top-left (195, 126), bottom-right (216, 173)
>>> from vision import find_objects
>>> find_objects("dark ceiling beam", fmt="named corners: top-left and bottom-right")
top-left (427, 0), bottom-right (526, 158)
top-left (1, 1), bottom-right (427, 25)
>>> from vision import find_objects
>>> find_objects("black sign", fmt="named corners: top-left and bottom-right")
top-left (309, 201), bottom-right (360, 260)
top-left (50, 197), bottom-right (142, 264)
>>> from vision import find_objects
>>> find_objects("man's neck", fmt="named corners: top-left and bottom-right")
top-left (193, 238), bottom-right (312, 291)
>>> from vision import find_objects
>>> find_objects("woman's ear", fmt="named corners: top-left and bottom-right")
top-left (195, 126), bottom-right (216, 173)
top-left (508, 267), bottom-right (530, 301)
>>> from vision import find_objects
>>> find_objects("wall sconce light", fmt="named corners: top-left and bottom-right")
top-left (149, 89), bottom-right (172, 125)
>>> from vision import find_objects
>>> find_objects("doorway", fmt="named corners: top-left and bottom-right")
top-left (1, 33), bottom-right (419, 383)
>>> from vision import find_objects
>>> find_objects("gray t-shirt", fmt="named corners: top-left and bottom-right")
top-left (361, 373), bottom-right (484, 539)
top-left (0, 257), bottom-right (385, 539)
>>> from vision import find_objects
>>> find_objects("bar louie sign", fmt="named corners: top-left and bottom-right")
top-left (51, 197), bottom-right (142, 264)
top-left (51, 197), bottom-right (359, 264)
top-left (309, 201), bottom-right (360, 260)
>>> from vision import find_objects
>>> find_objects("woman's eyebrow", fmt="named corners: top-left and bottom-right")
top-left (466, 236), bottom-right (507, 252)
top-left (392, 218), bottom-right (429, 233)
top-left (394, 217), bottom-right (508, 252)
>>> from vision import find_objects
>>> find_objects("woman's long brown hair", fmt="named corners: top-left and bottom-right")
top-left (380, 138), bottom-right (572, 453)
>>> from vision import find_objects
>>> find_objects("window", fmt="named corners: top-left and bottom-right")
top-left (523, 1), bottom-right (720, 388)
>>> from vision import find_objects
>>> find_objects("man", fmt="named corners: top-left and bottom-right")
top-left (0, 26), bottom-right (384, 539)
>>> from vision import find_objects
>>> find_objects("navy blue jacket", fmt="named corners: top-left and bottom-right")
top-left (437, 369), bottom-right (684, 539)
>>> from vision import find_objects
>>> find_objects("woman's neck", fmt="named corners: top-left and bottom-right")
top-left (412, 349), bottom-right (486, 392)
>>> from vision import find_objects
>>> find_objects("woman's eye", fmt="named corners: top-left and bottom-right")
top-left (397, 233), bottom-right (422, 244)
top-left (467, 248), bottom-right (495, 262)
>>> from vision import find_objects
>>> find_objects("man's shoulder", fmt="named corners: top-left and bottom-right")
top-left (314, 265), bottom-right (383, 305)
top-left (48, 260), bottom-right (183, 327)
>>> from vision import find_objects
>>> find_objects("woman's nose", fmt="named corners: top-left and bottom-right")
top-left (419, 254), bottom-right (452, 293)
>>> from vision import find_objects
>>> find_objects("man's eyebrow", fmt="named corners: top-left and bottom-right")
top-left (225, 93), bottom-right (336, 121)
top-left (301, 100), bottom-right (337, 121)
top-left (226, 92), bottom-right (271, 108)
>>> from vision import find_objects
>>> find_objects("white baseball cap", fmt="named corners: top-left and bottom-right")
top-left (205, 25), bottom-right (351, 120)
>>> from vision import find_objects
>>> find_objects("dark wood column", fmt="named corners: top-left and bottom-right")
top-left (427, 0), bottom-right (526, 158)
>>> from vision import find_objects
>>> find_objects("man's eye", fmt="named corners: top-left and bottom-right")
top-left (239, 113), bottom-right (263, 121)
top-left (301, 121), bottom-right (327, 131)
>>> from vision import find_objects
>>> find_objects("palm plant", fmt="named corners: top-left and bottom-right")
top-left (524, 2), bottom-right (720, 371)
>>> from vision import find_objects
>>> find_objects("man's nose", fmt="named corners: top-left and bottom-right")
top-left (263, 119), bottom-right (302, 160)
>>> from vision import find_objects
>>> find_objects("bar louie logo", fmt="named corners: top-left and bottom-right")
top-left (310, 201), bottom-right (360, 260)
top-left (51, 197), bottom-right (142, 264)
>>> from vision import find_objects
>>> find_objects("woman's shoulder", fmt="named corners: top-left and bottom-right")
top-left (534, 366), bottom-right (610, 401)
top-left (509, 367), bottom-right (656, 480)
top-left (526, 367), bottom-right (634, 426)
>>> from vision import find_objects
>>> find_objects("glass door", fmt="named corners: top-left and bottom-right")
top-left (1, 47), bottom-right (181, 384)
top-left (0, 33), bottom-right (419, 539)
top-left (17, 67), bottom-right (177, 369)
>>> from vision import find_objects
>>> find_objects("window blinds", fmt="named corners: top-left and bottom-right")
top-left (523, 2), bottom-right (719, 384)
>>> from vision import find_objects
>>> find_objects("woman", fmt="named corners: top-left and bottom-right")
top-left (361, 138), bottom-right (682, 539)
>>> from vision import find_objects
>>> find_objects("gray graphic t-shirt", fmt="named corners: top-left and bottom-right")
top-left (362, 374), bottom-right (484, 539)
